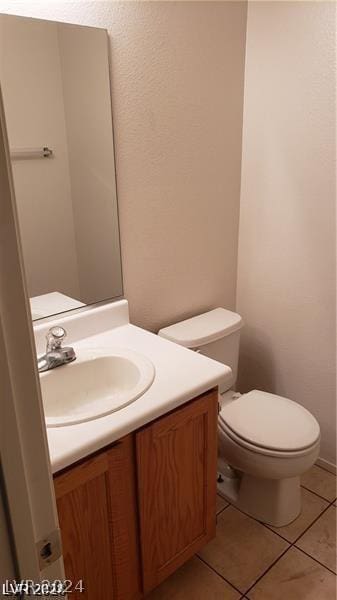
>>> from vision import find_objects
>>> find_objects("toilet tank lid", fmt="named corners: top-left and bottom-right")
top-left (158, 308), bottom-right (243, 348)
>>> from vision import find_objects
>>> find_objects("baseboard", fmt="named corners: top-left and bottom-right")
top-left (316, 457), bottom-right (337, 475)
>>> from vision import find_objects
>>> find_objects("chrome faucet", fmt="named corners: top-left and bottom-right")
top-left (38, 326), bottom-right (76, 373)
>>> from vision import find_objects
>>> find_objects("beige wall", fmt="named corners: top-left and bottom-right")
top-left (106, 1), bottom-right (247, 331)
top-left (0, 1), bottom-right (247, 331)
top-left (237, 1), bottom-right (336, 465)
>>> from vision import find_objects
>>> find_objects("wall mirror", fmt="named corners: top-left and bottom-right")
top-left (0, 14), bottom-right (123, 320)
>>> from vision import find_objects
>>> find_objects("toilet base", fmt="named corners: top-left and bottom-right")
top-left (217, 467), bottom-right (302, 527)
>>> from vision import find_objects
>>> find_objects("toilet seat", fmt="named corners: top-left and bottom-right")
top-left (218, 390), bottom-right (320, 457)
top-left (218, 419), bottom-right (320, 459)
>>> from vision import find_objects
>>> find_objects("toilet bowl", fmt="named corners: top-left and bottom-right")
top-left (217, 390), bottom-right (320, 525)
top-left (158, 308), bottom-right (321, 527)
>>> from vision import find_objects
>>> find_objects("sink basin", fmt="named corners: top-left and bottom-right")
top-left (40, 348), bottom-right (155, 427)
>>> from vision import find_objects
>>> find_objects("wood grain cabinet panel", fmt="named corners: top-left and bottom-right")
top-left (54, 436), bottom-right (141, 600)
top-left (136, 389), bottom-right (218, 593)
top-left (53, 389), bottom-right (218, 598)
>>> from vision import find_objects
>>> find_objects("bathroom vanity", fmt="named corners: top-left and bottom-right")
top-left (54, 388), bottom-right (217, 599)
top-left (32, 300), bottom-right (230, 598)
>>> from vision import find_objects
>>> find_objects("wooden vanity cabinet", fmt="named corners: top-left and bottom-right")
top-left (54, 388), bottom-right (218, 599)
top-left (136, 389), bottom-right (218, 593)
top-left (54, 435), bottom-right (141, 600)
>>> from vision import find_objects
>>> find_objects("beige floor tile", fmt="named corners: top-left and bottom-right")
top-left (296, 505), bottom-right (336, 572)
top-left (301, 465), bottom-right (336, 501)
top-left (216, 494), bottom-right (229, 515)
top-left (147, 556), bottom-right (240, 600)
top-left (247, 547), bottom-right (336, 600)
top-left (268, 488), bottom-right (329, 542)
top-left (198, 506), bottom-right (288, 593)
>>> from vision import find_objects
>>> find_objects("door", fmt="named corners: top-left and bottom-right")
top-left (0, 85), bottom-right (64, 582)
top-left (0, 473), bottom-right (16, 583)
top-left (54, 436), bottom-right (141, 600)
top-left (136, 389), bottom-right (218, 593)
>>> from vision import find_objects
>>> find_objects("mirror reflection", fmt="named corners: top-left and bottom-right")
top-left (0, 15), bottom-right (123, 320)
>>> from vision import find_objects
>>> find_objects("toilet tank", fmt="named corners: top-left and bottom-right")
top-left (158, 308), bottom-right (243, 393)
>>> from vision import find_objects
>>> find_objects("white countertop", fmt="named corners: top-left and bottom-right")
top-left (30, 292), bottom-right (85, 320)
top-left (34, 300), bottom-right (231, 474)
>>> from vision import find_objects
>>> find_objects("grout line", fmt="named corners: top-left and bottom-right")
top-left (196, 554), bottom-right (244, 596)
top-left (244, 546), bottom-right (337, 599)
top-left (216, 502), bottom-right (231, 518)
top-left (209, 489), bottom-right (336, 597)
top-left (261, 499), bottom-right (332, 546)
top-left (240, 500), bottom-right (336, 596)
top-left (243, 542), bottom-right (337, 597)
top-left (294, 545), bottom-right (337, 576)
top-left (260, 522), bottom-right (294, 544)
top-left (315, 463), bottom-right (337, 476)
top-left (243, 546), bottom-right (291, 597)
top-left (224, 502), bottom-right (272, 524)
top-left (292, 502), bottom-right (333, 545)
top-left (212, 503), bottom-right (295, 596)
top-left (300, 483), bottom-right (335, 503)
top-left (247, 506), bottom-right (336, 596)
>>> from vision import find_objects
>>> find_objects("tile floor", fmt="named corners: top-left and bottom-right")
top-left (148, 465), bottom-right (336, 599)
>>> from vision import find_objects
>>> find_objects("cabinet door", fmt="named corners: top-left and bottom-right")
top-left (136, 389), bottom-right (218, 593)
top-left (54, 436), bottom-right (141, 600)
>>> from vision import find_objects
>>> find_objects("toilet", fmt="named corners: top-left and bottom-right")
top-left (158, 308), bottom-right (320, 527)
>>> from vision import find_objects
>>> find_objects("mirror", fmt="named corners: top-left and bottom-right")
top-left (0, 14), bottom-right (123, 320)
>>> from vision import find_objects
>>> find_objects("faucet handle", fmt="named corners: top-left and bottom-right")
top-left (38, 326), bottom-right (76, 372)
top-left (46, 326), bottom-right (66, 351)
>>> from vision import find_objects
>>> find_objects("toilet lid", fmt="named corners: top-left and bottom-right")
top-left (219, 390), bottom-right (320, 452)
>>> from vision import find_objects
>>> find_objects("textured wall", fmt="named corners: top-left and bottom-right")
top-left (0, 1), bottom-right (247, 331)
top-left (237, 1), bottom-right (336, 465)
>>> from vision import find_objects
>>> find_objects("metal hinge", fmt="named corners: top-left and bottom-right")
top-left (36, 528), bottom-right (62, 570)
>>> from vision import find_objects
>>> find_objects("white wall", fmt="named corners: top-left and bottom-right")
top-left (237, 1), bottom-right (336, 466)
top-left (0, 1), bottom-right (248, 332)
top-left (0, 16), bottom-right (80, 299)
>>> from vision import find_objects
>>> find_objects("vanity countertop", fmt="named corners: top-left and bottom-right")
top-left (34, 300), bottom-right (231, 473)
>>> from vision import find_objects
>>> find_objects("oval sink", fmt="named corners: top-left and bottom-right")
top-left (40, 348), bottom-right (155, 427)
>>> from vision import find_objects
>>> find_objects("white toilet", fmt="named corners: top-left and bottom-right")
top-left (159, 308), bottom-right (320, 527)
